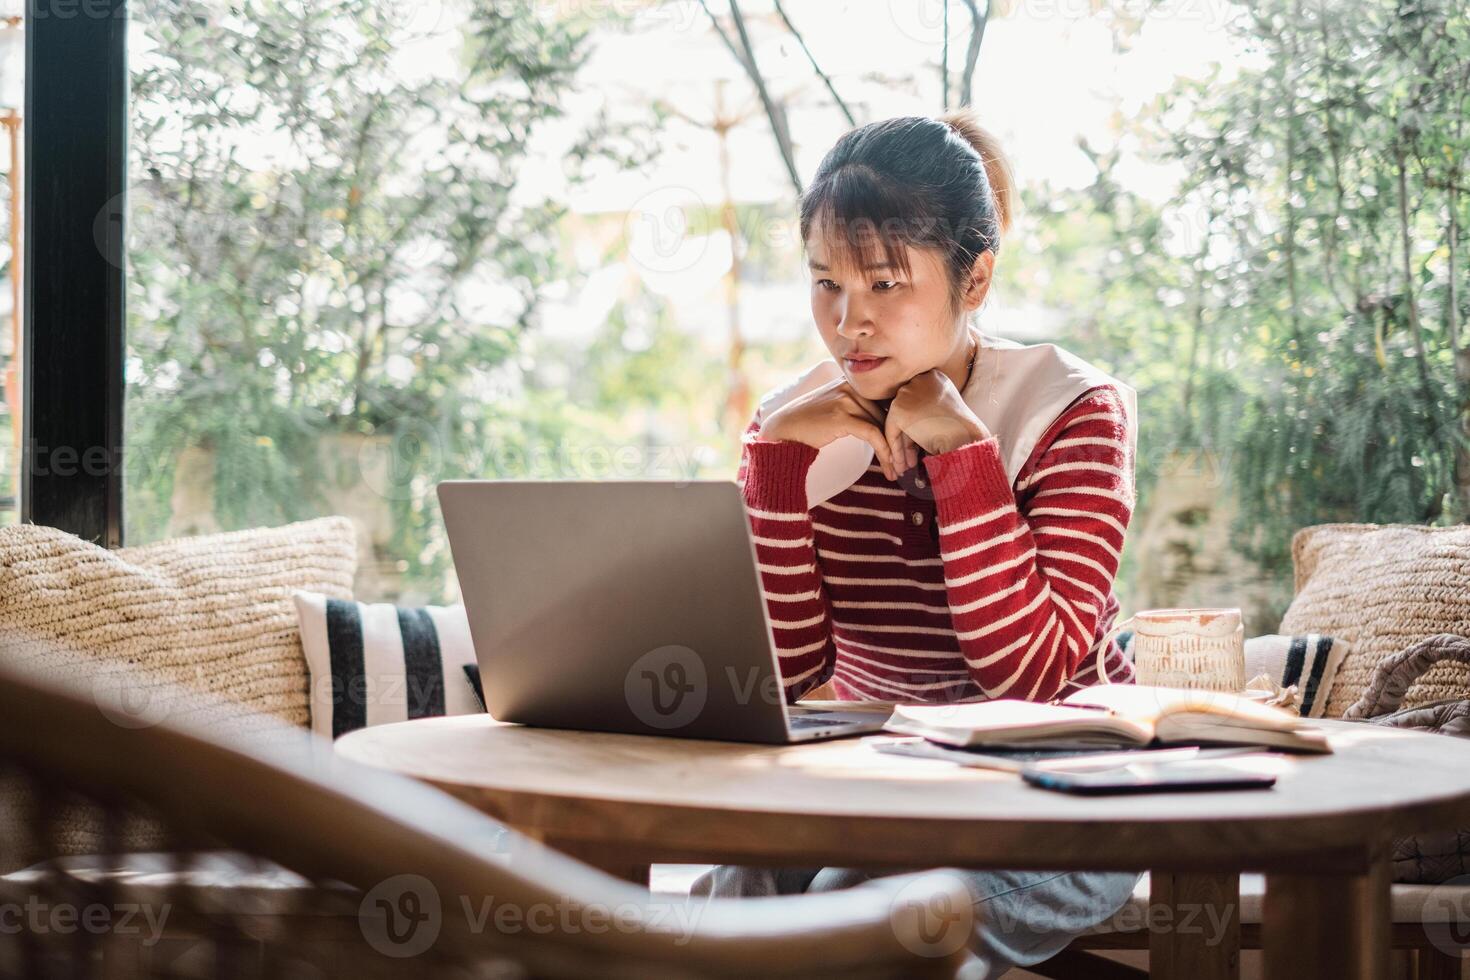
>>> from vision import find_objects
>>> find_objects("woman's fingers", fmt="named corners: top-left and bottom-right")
top-left (830, 385), bottom-right (902, 480)
top-left (842, 416), bottom-right (895, 481)
top-left (885, 410), bottom-right (909, 479)
top-left (838, 391), bottom-right (896, 481)
top-left (903, 431), bottom-right (918, 471)
top-left (844, 387), bottom-right (887, 427)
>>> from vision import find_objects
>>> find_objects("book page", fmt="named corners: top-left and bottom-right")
top-left (1062, 684), bottom-right (1301, 732)
top-left (882, 699), bottom-right (1151, 745)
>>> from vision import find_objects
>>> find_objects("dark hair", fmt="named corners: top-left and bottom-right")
top-left (798, 107), bottom-right (1016, 317)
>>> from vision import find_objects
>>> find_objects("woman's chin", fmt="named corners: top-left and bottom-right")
top-left (844, 367), bottom-right (899, 400)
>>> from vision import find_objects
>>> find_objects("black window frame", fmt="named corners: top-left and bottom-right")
top-left (20, 0), bottom-right (128, 546)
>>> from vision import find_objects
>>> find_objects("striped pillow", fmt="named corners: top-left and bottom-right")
top-left (1116, 630), bottom-right (1347, 718)
top-left (1243, 633), bottom-right (1350, 718)
top-left (291, 590), bottom-right (483, 739)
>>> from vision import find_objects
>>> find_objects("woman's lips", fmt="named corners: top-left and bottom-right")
top-left (845, 356), bottom-right (888, 374)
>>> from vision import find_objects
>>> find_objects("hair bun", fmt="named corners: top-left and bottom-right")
top-left (936, 108), bottom-right (1015, 238)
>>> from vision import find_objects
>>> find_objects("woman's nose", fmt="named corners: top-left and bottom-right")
top-left (834, 301), bottom-right (874, 338)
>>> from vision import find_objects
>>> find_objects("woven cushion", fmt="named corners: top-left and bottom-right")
top-left (1278, 523), bottom-right (1470, 717)
top-left (291, 591), bottom-right (481, 739)
top-left (0, 516), bottom-right (357, 727)
top-left (0, 517), bottom-right (357, 871)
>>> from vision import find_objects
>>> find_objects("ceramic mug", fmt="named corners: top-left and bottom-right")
top-left (1099, 607), bottom-right (1246, 692)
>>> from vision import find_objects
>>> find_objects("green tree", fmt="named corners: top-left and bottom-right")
top-left (1016, 0), bottom-right (1469, 606)
top-left (1161, 0), bottom-right (1470, 564)
top-left (126, 0), bottom-right (659, 599)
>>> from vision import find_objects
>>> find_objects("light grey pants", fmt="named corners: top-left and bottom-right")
top-left (688, 863), bottom-right (1142, 979)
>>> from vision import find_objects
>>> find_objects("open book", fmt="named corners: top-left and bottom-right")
top-left (880, 684), bottom-right (1332, 754)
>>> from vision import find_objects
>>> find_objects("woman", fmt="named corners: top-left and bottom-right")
top-left (689, 110), bottom-right (1143, 978)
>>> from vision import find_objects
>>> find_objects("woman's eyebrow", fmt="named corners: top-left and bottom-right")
top-left (807, 259), bottom-right (895, 272)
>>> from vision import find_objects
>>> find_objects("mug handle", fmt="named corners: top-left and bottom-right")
top-left (1094, 614), bottom-right (1137, 685)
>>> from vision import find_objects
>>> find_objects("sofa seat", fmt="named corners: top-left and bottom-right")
top-left (0, 850), bottom-right (356, 917)
top-left (8, 857), bottom-right (1468, 939)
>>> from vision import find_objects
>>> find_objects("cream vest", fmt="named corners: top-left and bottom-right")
top-left (753, 330), bottom-right (1139, 510)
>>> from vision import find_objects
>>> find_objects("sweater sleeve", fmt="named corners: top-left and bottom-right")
top-left (736, 414), bottom-right (839, 704)
top-left (919, 387), bottom-right (1135, 702)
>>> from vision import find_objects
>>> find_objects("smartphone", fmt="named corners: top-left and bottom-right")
top-left (1019, 757), bottom-right (1278, 795)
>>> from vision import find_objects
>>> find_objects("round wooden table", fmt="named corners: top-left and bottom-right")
top-left (336, 713), bottom-right (1470, 980)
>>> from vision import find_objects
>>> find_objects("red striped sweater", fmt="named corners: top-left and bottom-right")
top-left (738, 383), bottom-right (1137, 705)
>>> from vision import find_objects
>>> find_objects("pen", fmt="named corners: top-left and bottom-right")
top-left (1045, 699), bottom-right (1113, 713)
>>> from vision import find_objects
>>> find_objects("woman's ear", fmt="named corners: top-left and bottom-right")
top-left (961, 251), bottom-right (996, 312)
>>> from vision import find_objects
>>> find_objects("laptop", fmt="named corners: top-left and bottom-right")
top-left (436, 479), bottom-right (892, 743)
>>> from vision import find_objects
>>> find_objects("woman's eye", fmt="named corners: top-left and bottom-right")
top-left (815, 279), bottom-right (897, 292)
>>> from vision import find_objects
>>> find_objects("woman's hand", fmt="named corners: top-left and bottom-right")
top-left (884, 369), bottom-right (991, 474)
top-left (758, 377), bottom-right (901, 481)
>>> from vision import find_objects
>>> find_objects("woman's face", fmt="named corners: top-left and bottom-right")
top-left (806, 235), bottom-right (991, 401)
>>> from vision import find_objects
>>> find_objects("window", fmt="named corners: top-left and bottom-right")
top-left (86, 0), bottom-right (1467, 628)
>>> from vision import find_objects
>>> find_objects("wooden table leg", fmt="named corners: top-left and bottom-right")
top-left (539, 836), bottom-right (651, 888)
top-left (1147, 870), bottom-right (1240, 980)
top-left (1417, 948), bottom-right (1465, 980)
top-left (1263, 853), bottom-right (1390, 980)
